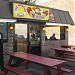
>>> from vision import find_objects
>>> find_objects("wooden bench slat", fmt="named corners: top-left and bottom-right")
top-left (4, 64), bottom-right (29, 75)
top-left (0, 71), bottom-right (5, 75)
top-left (66, 53), bottom-right (75, 56)
top-left (53, 66), bottom-right (73, 73)
top-left (49, 55), bottom-right (75, 62)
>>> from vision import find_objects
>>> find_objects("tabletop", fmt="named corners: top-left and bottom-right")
top-left (7, 52), bottom-right (66, 67)
top-left (51, 47), bottom-right (75, 53)
top-left (61, 45), bottom-right (75, 48)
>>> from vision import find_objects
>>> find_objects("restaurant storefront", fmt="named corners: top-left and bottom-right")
top-left (12, 2), bottom-right (50, 56)
top-left (0, 0), bottom-right (74, 68)
top-left (0, 1), bottom-right (50, 58)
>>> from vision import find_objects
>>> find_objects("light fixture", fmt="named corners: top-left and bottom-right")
top-left (9, 25), bottom-right (14, 30)
top-left (0, 19), bottom-right (17, 22)
top-left (66, 27), bottom-right (69, 31)
top-left (43, 27), bottom-right (46, 31)
top-left (42, 26), bottom-right (46, 31)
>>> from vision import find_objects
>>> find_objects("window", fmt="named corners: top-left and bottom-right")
top-left (45, 26), bottom-right (65, 40)
top-left (0, 22), bottom-right (8, 42)
top-left (60, 26), bottom-right (65, 40)
top-left (15, 23), bottom-right (27, 39)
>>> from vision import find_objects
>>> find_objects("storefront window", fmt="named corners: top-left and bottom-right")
top-left (15, 23), bottom-right (27, 39)
top-left (45, 26), bottom-right (65, 40)
top-left (15, 23), bottom-right (27, 52)
top-left (0, 22), bottom-right (8, 41)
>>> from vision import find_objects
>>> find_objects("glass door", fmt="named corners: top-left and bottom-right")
top-left (28, 23), bottom-right (41, 56)
top-left (14, 23), bottom-right (27, 53)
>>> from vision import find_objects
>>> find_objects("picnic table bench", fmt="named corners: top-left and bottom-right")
top-left (53, 66), bottom-right (73, 73)
top-left (49, 55), bottom-right (75, 62)
top-left (4, 64), bottom-right (29, 75)
top-left (0, 71), bottom-right (5, 75)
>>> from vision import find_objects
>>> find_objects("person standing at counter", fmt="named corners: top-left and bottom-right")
top-left (50, 33), bottom-right (57, 40)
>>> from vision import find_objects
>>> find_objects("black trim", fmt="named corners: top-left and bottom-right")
top-left (0, 22), bottom-right (8, 42)
top-left (0, 33), bottom-right (4, 71)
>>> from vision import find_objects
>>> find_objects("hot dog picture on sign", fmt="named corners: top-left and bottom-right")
top-left (27, 7), bottom-right (49, 20)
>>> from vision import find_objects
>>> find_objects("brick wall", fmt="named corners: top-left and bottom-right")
top-left (3, 23), bottom-right (14, 63)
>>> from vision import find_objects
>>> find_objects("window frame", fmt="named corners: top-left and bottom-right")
top-left (45, 26), bottom-right (66, 40)
top-left (0, 22), bottom-right (8, 42)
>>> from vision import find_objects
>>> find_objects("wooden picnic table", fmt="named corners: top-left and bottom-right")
top-left (6, 52), bottom-right (67, 75)
top-left (50, 47), bottom-right (75, 57)
top-left (51, 47), bottom-right (75, 53)
top-left (50, 47), bottom-right (75, 61)
top-left (49, 47), bottom-right (75, 72)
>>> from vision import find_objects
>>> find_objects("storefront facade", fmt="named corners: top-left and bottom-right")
top-left (0, 1), bottom-right (49, 63)
top-left (0, 0), bottom-right (74, 63)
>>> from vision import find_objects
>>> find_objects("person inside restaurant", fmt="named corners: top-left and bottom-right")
top-left (49, 33), bottom-right (57, 40)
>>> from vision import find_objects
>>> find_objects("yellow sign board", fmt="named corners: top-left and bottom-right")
top-left (13, 3), bottom-right (49, 20)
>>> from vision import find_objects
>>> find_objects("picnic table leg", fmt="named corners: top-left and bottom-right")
top-left (7, 56), bottom-right (13, 65)
top-left (15, 58), bottom-right (30, 69)
top-left (4, 56), bottom-right (13, 73)
top-left (55, 51), bottom-right (66, 57)
top-left (55, 51), bottom-right (61, 56)
top-left (57, 64), bottom-right (62, 75)
top-left (42, 66), bottom-right (51, 75)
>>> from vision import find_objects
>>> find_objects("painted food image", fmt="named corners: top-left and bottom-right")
top-left (27, 7), bottom-right (49, 19)
top-left (15, 4), bottom-right (26, 17)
